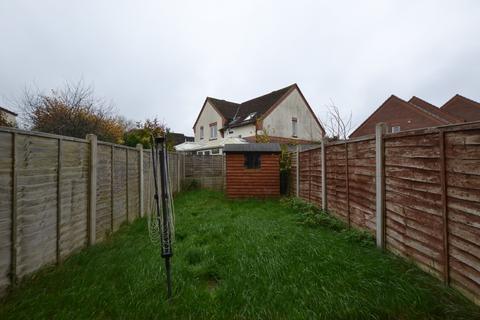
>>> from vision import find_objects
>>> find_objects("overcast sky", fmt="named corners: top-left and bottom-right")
top-left (1, 0), bottom-right (479, 135)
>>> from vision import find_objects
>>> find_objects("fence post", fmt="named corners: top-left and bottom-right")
top-left (86, 134), bottom-right (97, 246)
top-left (56, 138), bottom-right (63, 264)
top-left (296, 145), bottom-right (300, 197)
top-left (11, 133), bottom-right (17, 285)
top-left (137, 144), bottom-right (144, 217)
top-left (375, 123), bottom-right (386, 249)
top-left (321, 138), bottom-right (327, 211)
top-left (439, 130), bottom-right (450, 284)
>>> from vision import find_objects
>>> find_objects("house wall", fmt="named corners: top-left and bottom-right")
top-left (350, 98), bottom-right (445, 138)
top-left (194, 101), bottom-right (223, 142)
top-left (0, 111), bottom-right (16, 126)
top-left (224, 124), bottom-right (256, 139)
top-left (262, 88), bottom-right (323, 142)
top-left (226, 153), bottom-right (280, 198)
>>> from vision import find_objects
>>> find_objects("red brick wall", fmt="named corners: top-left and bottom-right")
top-left (226, 153), bottom-right (280, 198)
top-left (441, 96), bottom-right (480, 121)
top-left (350, 96), bottom-right (446, 138)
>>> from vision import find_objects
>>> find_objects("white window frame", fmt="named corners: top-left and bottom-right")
top-left (200, 126), bottom-right (204, 139)
top-left (292, 117), bottom-right (298, 137)
top-left (391, 126), bottom-right (401, 133)
top-left (210, 123), bottom-right (217, 139)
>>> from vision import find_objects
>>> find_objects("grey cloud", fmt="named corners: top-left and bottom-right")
top-left (1, 0), bottom-right (479, 134)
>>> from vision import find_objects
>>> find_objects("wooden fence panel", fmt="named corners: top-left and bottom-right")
top-left (310, 149), bottom-right (322, 208)
top-left (445, 129), bottom-right (480, 301)
top-left (59, 140), bottom-right (89, 260)
top-left (128, 150), bottom-right (139, 222)
top-left (96, 144), bottom-right (112, 241)
top-left (184, 155), bottom-right (224, 190)
top-left (289, 151), bottom-right (297, 196)
top-left (384, 133), bottom-right (444, 278)
top-left (325, 144), bottom-right (347, 221)
top-left (143, 150), bottom-right (154, 216)
top-left (113, 148), bottom-right (127, 231)
top-left (0, 132), bottom-right (12, 292)
top-left (299, 151), bottom-right (310, 201)
top-left (15, 135), bottom-right (58, 278)
top-left (348, 139), bottom-right (376, 232)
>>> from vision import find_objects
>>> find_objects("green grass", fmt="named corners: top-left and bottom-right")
top-left (1, 190), bottom-right (479, 319)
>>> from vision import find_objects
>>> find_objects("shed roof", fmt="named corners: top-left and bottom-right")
top-left (224, 143), bottom-right (281, 153)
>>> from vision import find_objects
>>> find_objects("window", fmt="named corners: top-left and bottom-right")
top-left (210, 122), bottom-right (217, 139)
top-left (204, 150), bottom-right (211, 155)
top-left (391, 126), bottom-right (401, 133)
top-left (211, 148), bottom-right (220, 155)
top-left (244, 153), bottom-right (261, 169)
top-left (292, 117), bottom-right (298, 137)
top-left (200, 126), bottom-right (204, 139)
top-left (244, 112), bottom-right (257, 121)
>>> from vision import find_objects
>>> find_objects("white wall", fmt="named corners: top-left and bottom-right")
top-left (194, 101), bottom-right (223, 142)
top-left (224, 124), bottom-right (256, 139)
top-left (1, 111), bottom-right (16, 126)
top-left (262, 88), bottom-right (323, 141)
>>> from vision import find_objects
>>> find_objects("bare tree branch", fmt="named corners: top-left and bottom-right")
top-left (320, 100), bottom-right (352, 140)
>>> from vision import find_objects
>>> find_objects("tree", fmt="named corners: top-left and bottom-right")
top-left (123, 118), bottom-right (172, 149)
top-left (322, 101), bottom-right (352, 140)
top-left (19, 81), bottom-right (127, 143)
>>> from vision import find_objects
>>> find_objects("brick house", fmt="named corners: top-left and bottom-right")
top-left (441, 94), bottom-right (480, 122)
top-left (349, 94), bottom-right (479, 138)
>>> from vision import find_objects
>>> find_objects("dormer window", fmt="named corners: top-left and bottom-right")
top-left (200, 126), bottom-right (204, 139)
top-left (244, 112), bottom-right (257, 121)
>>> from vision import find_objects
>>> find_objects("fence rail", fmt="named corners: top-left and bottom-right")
top-left (0, 127), bottom-right (225, 296)
top-left (292, 121), bottom-right (480, 304)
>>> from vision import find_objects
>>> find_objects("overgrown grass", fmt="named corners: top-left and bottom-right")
top-left (1, 190), bottom-right (479, 319)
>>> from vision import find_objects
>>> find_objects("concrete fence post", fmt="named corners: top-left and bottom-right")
top-left (296, 145), bottom-right (300, 197)
top-left (375, 123), bottom-right (387, 249)
top-left (137, 144), bottom-right (144, 217)
top-left (56, 138), bottom-right (63, 264)
top-left (11, 133), bottom-right (18, 285)
top-left (86, 134), bottom-right (97, 246)
top-left (321, 138), bottom-right (327, 211)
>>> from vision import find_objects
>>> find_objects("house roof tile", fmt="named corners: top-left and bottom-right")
top-left (441, 94), bottom-right (480, 121)
top-left (408, 96), bottom-right (463, 124)
top-left (208, 84), bottom-right (296, 128)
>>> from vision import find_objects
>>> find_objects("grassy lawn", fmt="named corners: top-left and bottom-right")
top-left (1, 190), bottom-right (479, 319)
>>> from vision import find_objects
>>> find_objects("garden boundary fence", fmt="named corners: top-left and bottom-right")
top-left (291, 121), bottom-right (480, 304)
top-left (0, 127), bottom-right (224, 296)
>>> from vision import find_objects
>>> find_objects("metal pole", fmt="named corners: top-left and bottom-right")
top-left (153, 135), bottom-right (173, 299)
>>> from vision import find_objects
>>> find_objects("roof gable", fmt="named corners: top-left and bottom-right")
top-left (441, 94), bottom-right (480, 121)
top-left (192, 98), bottom-right (227, 129)
top-left (193, 84), bottom-right (325, 134)
top-left (350, 95), bottom-right (449, 138)
top-left (408, 96), bottom-right (463, 123)
top-left (225, 84), bottom-right (296, 128)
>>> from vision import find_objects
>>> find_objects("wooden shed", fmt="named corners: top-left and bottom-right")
top-left (224, 143), bottom-right (281, 198)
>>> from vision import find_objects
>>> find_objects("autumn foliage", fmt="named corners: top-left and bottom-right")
top-left (21, 82), bottom-right (128, 143)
